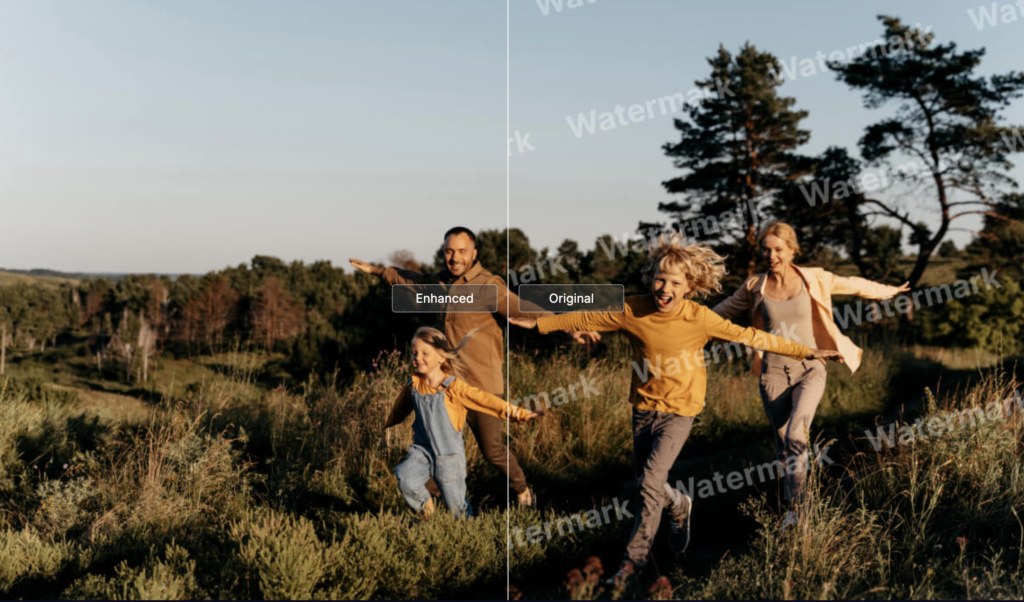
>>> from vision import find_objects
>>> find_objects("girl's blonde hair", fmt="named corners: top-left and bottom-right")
top-left (410, 326), bottom-right (478, 379)
top-left (757, 221), bottom-right (801, 257)
top-left (641, 232), bottom-right (726, 299)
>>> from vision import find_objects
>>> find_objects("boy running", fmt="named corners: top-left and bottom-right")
top-left (510, 234), bottom-right (841, 582)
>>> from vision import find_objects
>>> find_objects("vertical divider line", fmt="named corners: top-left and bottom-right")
top-left (505, 0), bottom-right (511, 598)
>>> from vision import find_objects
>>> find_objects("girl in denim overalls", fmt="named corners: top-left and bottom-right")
top-left (384, 326), bottom-right (540, 518)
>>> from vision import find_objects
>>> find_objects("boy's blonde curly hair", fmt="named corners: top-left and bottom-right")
top-left (641, 232), bottom-right (726, 299)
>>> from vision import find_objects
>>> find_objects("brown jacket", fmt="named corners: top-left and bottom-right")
top-left (712, 265), bottom-right (903, 376)
top-left (380, 261), bottom-right (535, 396)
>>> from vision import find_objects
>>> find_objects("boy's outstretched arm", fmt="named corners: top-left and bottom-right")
top-left (510, 307), bottom-right (625, 335)
top-left (383, 386), bottom-right (414, 430)
top-left (704, 307), bottom-right (842, 362)
top-left (499, 280), bottom-right (601, 344)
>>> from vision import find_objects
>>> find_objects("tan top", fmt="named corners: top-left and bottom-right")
top-left (761, 287), bottom-right (818, 368)
top-left (383, 373), bottom-right (532, 431)
top-left (537, 295), bottom-right (810, 417)
top-left (380, 261), bottom-right (538, 396)
top-left (713, 265), bottom-right (903, 376)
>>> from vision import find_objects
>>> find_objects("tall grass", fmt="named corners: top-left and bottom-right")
top-left (679, 369), bottom-right (1023, 599)
top-left (508, 336), bottom-right (1023, 599)
top-left (1, 335), bottom-right (1020, 599)
top-left (0, 347), bottom-right (512, 599)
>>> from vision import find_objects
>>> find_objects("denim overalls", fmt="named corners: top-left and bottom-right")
top-left (394, 375), bottom-right (472, 517)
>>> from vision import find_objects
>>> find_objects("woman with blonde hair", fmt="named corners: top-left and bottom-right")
top-left (384, 326), bottom-right (541, 518)
top-left (713, 221), bottom-right (909, 528)
top-left (511, 233), bottom-right (841, 583)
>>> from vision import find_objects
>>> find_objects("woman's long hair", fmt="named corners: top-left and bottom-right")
top-left (410, 326), bottom-right (479, 379)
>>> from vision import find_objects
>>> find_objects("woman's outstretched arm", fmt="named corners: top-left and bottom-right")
top-left (829, 272), bottom-right (910, 300)
top-left (711, 279), bottom-right (755, 321)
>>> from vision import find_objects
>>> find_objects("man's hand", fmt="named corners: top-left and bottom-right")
top-left (808, 348), bottom-right (844, 363)
top-left (349, 258), bottom-right (383, 276)
top-left (509, 316), bottom-right (538, 330)
top-left (569, 331), bottom-right (602, 345)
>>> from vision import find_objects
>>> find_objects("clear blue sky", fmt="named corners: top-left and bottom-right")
top-left (511, 0), bottom-right (1024, 257)
top-left (0, 0), bottom-right (506, 273)
top-left (2, 0), bottom-right (1022, 273)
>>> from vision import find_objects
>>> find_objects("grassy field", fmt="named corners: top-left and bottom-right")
top-left (0, 270), bottom-right (79, 288)
top-left (0, 331), bottom-right (1021, 599)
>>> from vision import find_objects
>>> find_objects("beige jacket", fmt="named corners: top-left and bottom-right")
top-left (380, 261), bottom-right (534, 396)
top-left (712, 265), bottom-right (903, 375)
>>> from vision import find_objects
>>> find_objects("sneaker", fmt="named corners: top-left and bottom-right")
top-left (517, 487), bottom-right (537, 508)
top-left (420, 497), bottom-right (435, 520)
top-left (780, 510), bottom-right (799, 531)
top-left (668, 493), bottom-right (693, 554)
top-left (604, 560), bottom-right (636, 588)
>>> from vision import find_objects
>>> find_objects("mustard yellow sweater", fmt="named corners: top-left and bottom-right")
top-left (384, 374), bottom-right (533, 431)
top-left (538, 295), bottom-right (811, 416)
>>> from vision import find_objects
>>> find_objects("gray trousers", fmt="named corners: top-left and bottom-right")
top-left (624, 408), bottom-right (694, 567)
top-left (759, 360), bottom-right (827, 504)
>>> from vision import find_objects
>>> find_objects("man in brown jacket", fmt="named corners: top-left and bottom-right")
top-left (351, 226), bottom-right (595, 507)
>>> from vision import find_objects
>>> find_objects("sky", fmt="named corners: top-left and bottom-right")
top-left (0, 0), bottom-right (506, 273)
top-left (511, 0), bottom-right (1024, 256)
top-left (2, 0), bottom-right (1022, 273)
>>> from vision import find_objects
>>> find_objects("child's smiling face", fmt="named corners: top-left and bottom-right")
top-left (411, 337), bottom-right (444, 376)
top-left (651, 269), bottom-right (691, 313)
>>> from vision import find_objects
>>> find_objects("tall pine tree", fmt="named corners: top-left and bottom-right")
top-left (830, 15), bottom-right (1024, 288)
top-left (661, 43), bottom-right (810, 276)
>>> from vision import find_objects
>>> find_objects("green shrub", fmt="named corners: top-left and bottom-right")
top-left (229, 509), bottom-right (329, 600)
top-left (0, 528), bottom-right (79, 595)
top-left (63, 542), bottom-right (199, 600)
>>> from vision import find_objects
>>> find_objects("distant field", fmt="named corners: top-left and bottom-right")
top-left (831, 254), bottom-right (970, 286)
top-left (0, 269), bottom-right (79, 288)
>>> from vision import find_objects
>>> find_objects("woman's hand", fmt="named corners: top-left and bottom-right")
top-left (808, 348), bottom-right (844, 363)
top-left (509, 316), bottom-right (538, 330)
top-left (349, 258), bottom-right (382, 275)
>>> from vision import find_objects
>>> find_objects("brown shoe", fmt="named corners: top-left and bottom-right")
top-left (517, 487), bottom-right (537, 508)
top-left (421, 497), bottom-right (435, 519)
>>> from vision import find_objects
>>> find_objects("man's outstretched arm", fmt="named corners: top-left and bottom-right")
top-left (350, 258), bottom-right (431, 285)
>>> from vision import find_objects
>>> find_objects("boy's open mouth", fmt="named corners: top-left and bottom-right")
top-left (655, 292), bottom-right (673, 309)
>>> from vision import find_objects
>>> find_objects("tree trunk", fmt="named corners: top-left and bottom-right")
top-left (1, 323), bottom-right (6, 376)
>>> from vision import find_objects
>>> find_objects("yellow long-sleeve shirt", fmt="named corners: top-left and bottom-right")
top-left (384, 373), bottom-right (533, 432)
top-left (537, 295), bottom-right (811, 417)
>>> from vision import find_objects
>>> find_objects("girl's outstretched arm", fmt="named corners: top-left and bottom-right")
top-left (452, 380), bottom-right (539, 422)
top-left (383, 386), bottom-right (413, 430)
